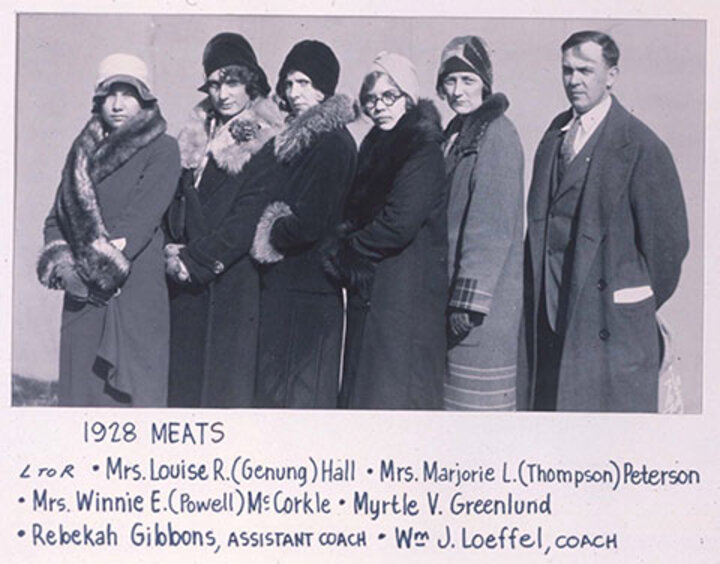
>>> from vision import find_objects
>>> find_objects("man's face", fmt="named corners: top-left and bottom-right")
top-left (562, 41), bottom-right (618, 115)
top-left (284, 70), bottom-right (325, 115)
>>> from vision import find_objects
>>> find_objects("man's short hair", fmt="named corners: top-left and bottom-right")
top-left (562, 30), bottom-right (620, 68)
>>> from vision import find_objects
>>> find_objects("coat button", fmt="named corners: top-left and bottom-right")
top-left (212, 260), bottom-right (225, 274)
top-left (597, 278), bottom-right (607, 291)
top-left (599, 328), bottom-right (610, 340)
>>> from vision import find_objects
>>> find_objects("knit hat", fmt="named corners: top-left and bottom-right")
top-left (94, 53), bottom-right (155, 102)
top-left (436, 36), bottom-right (493, 97)
top-left (370, 51), bottom-right (420, 105)
top-left (199, 32), bottom-right (269, 94)
top-left (275, 40), bottom-right (340, 100)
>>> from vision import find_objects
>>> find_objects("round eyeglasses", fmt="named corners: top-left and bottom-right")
top-left (363, 90), bottom-right (404, 110)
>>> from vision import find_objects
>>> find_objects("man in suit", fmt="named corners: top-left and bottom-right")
top-left (518, 30), bottom-right (689, 412)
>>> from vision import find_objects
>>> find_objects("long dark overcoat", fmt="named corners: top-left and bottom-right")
top-left (443, 94), bottom-right (524, 411)
top-left (251, 94), bottom-right (358, 408)
top-left (518, 97), bottom-right (689, 412)
top-left (333, 100), bottom-right (448, 410)
top-left (40, 108), bottom-right (180, 406)
top-left (166, 97), bottom-right (283, 408)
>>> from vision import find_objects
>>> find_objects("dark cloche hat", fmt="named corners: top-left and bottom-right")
top-left (275, 40), bottom-right (340, 100)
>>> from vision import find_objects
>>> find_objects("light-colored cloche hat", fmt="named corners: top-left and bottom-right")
top-left (370, 51), bottom-right (420, 105)
top-left (93, 53), bottom-right (156, 102)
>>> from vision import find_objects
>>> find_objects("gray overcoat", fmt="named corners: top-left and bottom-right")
top-left (518, 97), bottom-right (689, 412)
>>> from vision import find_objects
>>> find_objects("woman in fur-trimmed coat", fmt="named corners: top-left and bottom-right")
top-left (165, 33), bottom-right (284, 408)
top-left (324, 53), bottom-right (448, 410)
top-left (38, 54), bottom-right (180, 407)
top-left (251, 40), bottom-right (357, 408)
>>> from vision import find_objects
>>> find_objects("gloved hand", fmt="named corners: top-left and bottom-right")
top-left (52, 263), bottom-right (89, 301)
top-left (448, 309), bottom-right (485, 341)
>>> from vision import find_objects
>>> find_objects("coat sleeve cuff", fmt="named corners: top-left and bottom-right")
top-left (251, 201), bottom-right (293, 264)
top-left (449, 277), bottom-right (492, 314)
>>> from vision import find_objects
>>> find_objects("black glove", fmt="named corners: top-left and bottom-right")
top-left (52, 263), bottom-right (90, 301)
top-left (448, 309), bottom-right (485, 344)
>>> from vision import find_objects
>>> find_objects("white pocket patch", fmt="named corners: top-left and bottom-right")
top-left (613, 285), bottom-right (654, 304)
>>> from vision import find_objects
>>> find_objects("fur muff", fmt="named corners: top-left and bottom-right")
top-left (273, 94), bottom-right (358, 164)
top-left (39, 105), bottom-right (167, 293)
top-left (251, 201), bottom-right (293, 263)
top-left (178, 96), bottom-right (284, 174)
top-left (320, 229), bottom-right (375, 299)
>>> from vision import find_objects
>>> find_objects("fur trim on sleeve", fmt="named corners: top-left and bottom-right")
top-left (37, 239), bottom-right (74, 288)
top-left (79, 237), bottom-right (131, 291)
top-left (251, 201), bottom-right (293, 264)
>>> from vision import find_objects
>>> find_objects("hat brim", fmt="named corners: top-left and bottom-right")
top-left (94, 75), bottom-right (156, 103)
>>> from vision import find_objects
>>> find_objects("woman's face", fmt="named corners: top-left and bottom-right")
top-left (100, 83), bottom-right (142, 130)
top-left (283, 70), bottom-right (325, 116)
top-left (207, 68), bottom-right (251, 121)
top-left (442, 71), bottom-right (484, 115)
top-left (364, 74), bottom-right (407, 131)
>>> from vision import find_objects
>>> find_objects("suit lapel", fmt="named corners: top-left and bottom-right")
top-left (565, 97), bottom-right (637, 323)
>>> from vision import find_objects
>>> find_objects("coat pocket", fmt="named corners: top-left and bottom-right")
top-left (608, 297), bottom-right (658, 376)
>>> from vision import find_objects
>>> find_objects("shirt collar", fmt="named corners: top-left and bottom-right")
top-left (562, 93), bottom-right (613, 132)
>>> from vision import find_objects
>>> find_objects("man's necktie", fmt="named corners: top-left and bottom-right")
top-left (561, 115), bottom-right (581, 165)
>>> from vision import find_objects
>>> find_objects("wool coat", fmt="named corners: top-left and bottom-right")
top-left (517, 96), bottom-right (689, 412)
top-left (166, 97), bottom-right (283, 408)
top-left (251, 94), bottom-right (358, 408)
top-left (39, 106), bottom-right (180, 407)
top-left (443, 93), bottom-right (524, 411)
top-left (327, 100), bottom-right (448, 410)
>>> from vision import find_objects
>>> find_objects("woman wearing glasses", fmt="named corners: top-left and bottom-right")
top-left (438, 36), bottom-right (524, 411)
top-left (324, 52), bottom-right (447, 409)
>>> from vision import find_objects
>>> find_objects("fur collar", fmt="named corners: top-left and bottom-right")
top-left (444, 92), bottom-right (509, 155)
top-left (274, 94), bottom-right (357, 164)
top-left (345, 99), bottom-right (443, 226)
top-left (178, 96), bottom-right (283, 175)
top-left (38, 106), bottom-right (166, 292)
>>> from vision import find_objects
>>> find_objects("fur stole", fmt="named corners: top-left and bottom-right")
top-left (443, 92), bottom-right (509, 160)
top-left (37, 106), bottom-right (166, 293)
top-left (322, 99), bottom-right (443, 294)
top-left (273, 94), bottom-right (358, 164)
top-left (178, 96), bottom-right (283, 175)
